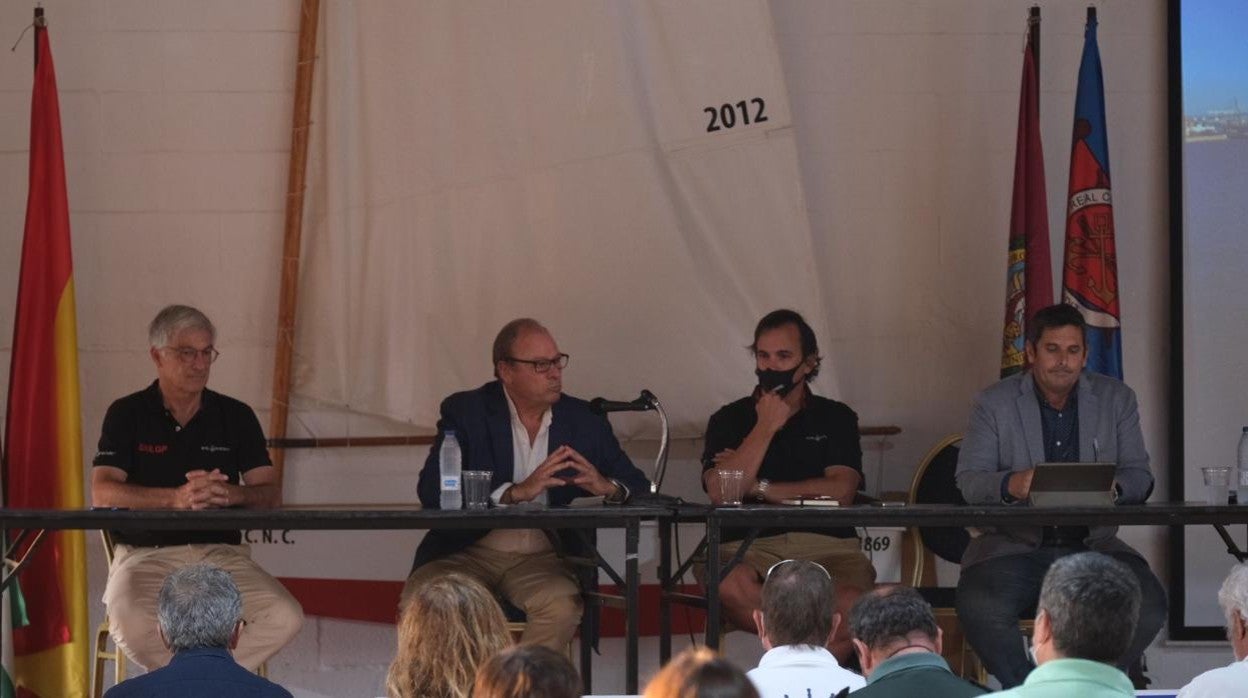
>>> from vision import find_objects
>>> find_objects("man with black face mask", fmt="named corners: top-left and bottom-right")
top-left (701, 309), bottom-right (872, 666)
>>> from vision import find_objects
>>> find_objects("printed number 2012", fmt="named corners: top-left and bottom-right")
top-left (705, 98), bottom-right (768, 132)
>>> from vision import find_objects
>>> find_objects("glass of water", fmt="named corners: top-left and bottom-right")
top-left (1202, 466), bottom-right (1232, 505)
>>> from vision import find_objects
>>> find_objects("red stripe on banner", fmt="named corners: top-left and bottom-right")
top-left (5, 24), bottom-right (78, 659)
top-left (277, 578), bottom-right (708, 637)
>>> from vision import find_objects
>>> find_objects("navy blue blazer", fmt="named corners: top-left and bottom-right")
top-left (104, 647), bottom-right (292, 698)
top-left (413, 380), bottom-right (650, 570)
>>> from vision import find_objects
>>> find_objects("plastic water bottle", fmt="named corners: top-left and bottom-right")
top-left (1238, 427), bottom-right (1248, 505)
top-left (439, 430), bottom-right (463, 510)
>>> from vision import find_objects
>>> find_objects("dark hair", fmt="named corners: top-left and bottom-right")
top-left (749, 309), bottom-right (821, 381)
top-left (760, 560), bottom-right (834, 647)
top-left (643, 647), bottom-right (759, 698)
top-left (1038, 552), bottom-right (1140, 663)
top-left (472, 645), bottom-right (580, 698)
top-left (1026, 303), bottom-right (1087, 346)
top-left (848, 587), bottom-right (939, 650)
top-left (491, 318), bottom-right (548, 377)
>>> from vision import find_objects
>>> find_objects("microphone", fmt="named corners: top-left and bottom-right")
top-left (590, 390), bottom-right (657, 415)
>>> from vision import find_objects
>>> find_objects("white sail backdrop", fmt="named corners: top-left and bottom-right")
top-left (293, 0), bottom-right (838, 438)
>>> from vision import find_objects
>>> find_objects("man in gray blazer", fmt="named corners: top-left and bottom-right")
top-left (954, 303), bottom-right (1165, 689)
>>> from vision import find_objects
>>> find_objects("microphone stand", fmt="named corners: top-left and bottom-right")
top-left (649, 393), bottom-right (670, 493)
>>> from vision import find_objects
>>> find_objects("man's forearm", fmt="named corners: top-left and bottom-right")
top-left (229, 483), bottom-right (281, 509)
top-left (763, 469), bottom-right (859, 504)
top-left (92, 480), bottom-right (178, 509)
top-left (715, 424), bottom-right (775, 480)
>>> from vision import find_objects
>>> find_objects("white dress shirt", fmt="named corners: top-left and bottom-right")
top-left (475, 388), bottom-right (553, 554)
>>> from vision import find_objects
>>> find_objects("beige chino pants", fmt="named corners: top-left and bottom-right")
top-left (103, 543), bottom-right (303, 671)
top-left (401, 545), bottom-right (582, 651)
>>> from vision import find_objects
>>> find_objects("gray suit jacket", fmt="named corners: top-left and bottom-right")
top-left (955, 371), bottom-right (1153, 569)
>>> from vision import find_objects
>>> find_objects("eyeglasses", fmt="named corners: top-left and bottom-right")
top-left (765, 559), bottom-right (831, 581)
top-left (504, 353), bottom-right (569, 373)
top-left (164, 346), bottom-right (220, 365)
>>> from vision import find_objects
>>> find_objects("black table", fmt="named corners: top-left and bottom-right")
top-left (0, 504), bottom-right (670, 694)
top-left (663, 501), bottom-right (1248, 656)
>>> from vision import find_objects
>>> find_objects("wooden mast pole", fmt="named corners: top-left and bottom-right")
top-left (269, 0), bottom-right (321, 489)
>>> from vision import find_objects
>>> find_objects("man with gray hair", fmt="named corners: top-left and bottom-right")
top-left (1177, 563), bottom-right (1248, 697)
top-left (93, 305), bottom-right (302, 670)
top-left (848, 587), bottom-right (985, 697)
top-left (993, 551), bottom-right (1141, 697)
top-left (105, 564), bottom-right (291, 697)
top-left (745, 560), bottom-right (864, 698)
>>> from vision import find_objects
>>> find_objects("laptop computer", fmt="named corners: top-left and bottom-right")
top-left (1029, 462), bottom-right (1117, 506)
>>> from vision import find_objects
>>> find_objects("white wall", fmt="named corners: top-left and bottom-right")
top-left (0, 1), bottom-right (1231, 695)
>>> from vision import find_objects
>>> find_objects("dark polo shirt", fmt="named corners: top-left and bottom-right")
top-left (702, 391), bottom-right (862, 541)
top-left (852, 652), bottom-right (986, 698)
top-left (93, 381), bottom-right (271, 547)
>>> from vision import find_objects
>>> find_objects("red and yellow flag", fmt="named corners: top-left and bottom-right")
top-left (2, 17), bottom-right (89, 698)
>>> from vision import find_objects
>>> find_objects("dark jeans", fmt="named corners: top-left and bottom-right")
top-left (955, 546), bottom-right (1166, 688)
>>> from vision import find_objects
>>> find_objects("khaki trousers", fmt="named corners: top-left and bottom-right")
top-left (401, 545), bottom-right (582, 651)
top-left (700, 532), bottom-right (877, 591)
top-left (103, 543), bottom-right (304, 671)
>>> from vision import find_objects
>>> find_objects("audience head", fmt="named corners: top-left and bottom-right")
top-left (386, 573), bottom-right (511, 698)
top-left (1033, 552), bottom-right (1140, 665)
top-left (752, 559), bottom-right (836, 650)
top-left (643, 647), bottom-right (759, 698)
top-left (157, 563), bottom-right (242, 653)
top-left (1217, 563), bottom-right (1248, 660)
top-left (848, 586), bottom-right (942, 677)
top-left (472, 644), bottom-right (580, 698)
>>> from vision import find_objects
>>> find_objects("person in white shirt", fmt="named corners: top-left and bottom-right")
top-left (1178, 563), bottom-right (1248, 697)
top-left (746, 560), bottom-right (865, 698)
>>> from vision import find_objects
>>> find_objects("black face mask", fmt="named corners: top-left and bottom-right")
top-left (756, 367), bottom-right (800, 396)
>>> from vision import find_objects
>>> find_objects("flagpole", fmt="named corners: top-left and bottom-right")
top-left (269, 0), bottom-right (321, 490)
top-left (32, 7), bottom-right (42, 68)
top-left (1029, 6), bottom-right (1040, 77)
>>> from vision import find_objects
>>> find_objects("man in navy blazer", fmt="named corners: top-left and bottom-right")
top-left (954, 304), bottom-right (1165, 689)
top-left (106, 563), bottom-right (291, 698)
top-left (405, 318), bottom-right (650, 650)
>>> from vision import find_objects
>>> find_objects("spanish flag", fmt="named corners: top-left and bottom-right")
top-left (2, 13), bottom-right (89, 698)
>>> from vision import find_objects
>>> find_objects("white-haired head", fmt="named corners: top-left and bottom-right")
top-left (1218, 564), bottom-right (1248, 661)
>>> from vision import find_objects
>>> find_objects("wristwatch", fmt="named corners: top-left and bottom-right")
top-left (754, 478), bottom-right (771, 502)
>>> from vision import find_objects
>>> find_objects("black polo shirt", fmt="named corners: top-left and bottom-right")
top-left (93, 381), bottom-right (271, 547)
top-left (701, 392), bottom-right (862, 541)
